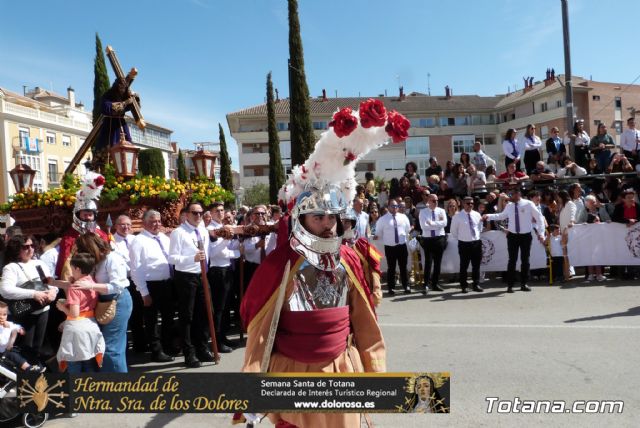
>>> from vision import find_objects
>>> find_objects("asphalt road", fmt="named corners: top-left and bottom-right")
top-left (20, 276), bottom-right (640, 428)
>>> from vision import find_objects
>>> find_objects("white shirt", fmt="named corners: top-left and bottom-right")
top-left (549, 234), bottom-right (563, 257)
top-left (559, 201), bottom-right (577, 232)
top-left (94, 252), bottom-right (129, 295)
top-left (565, 131), bottom-right (590, 147)
top-left (419, 206), bottom-right (447, 237)
top-left (39, 246), bottom-right (59, 280)
top-left (129, 230), bottom-right (172, 297)
top-left (207, 220), bottom-right (240, 268)
top-left (450, 210), bottom-right (483, 242)
top-left (243, 233), bottom-right (276, 264)
top-left (473, 150), bottom-right (489, 171)
top-left (503, 139), bottom-right (524, 161)
top-left (485, 199), bottom-right (546, 238)
top-left (620, 128), bottom-right (640, 152)
top-left (0, 321), bottom-right (22, 353)
top-left (113, 233), bottom-right (133, 275)
top-left (354, 211), bottom-right (369, 239)
top-left (169, 221), bottom-right (210, 274)
top-left (375, 212), bottom-right (411, 246)
top-left (523, 135), bottom-right (542, 151)
top-left (0, 260), bottom-right (54, 300)
top-left (557, 164), bottom-right (587, 177)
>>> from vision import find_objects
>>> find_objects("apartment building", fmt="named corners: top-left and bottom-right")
top-left (227, 72), bottom-right (640, 187)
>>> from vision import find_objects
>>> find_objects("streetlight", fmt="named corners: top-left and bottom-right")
top-left (9, 163), bottom-right (36, 193)
top-left (109, 130), bottom-right (140, 178)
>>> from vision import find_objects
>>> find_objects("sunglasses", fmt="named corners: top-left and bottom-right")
top-left (254, 212), bottom-right (267, 216)
top-left (21, 244), bottom-right (34, 250)
top-left (190, 211), bottom-right (204, 216)
top-left (464, 202), bottom-right (473, 206)
top-left (389, 205), bottom-right (399, 208)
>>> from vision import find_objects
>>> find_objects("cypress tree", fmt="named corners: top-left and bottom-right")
top-left (177, 150), bottom-right (188, 182)
top-left (92, 33), bottom-right (111, 124)
top-left (288, 0), bottom-right (315, 166)
top-left (266, 72), bottom-right (285, 204)
top-left (218, 123), bottom-right (234, 192)
top-left (138, 148), bottom-right (165, 177)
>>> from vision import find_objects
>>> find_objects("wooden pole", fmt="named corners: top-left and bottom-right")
top-left (197, 240), bottom-right (220, 363)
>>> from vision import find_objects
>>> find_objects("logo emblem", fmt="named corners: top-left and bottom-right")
top-left (19, 374), bottom-right (68, 412)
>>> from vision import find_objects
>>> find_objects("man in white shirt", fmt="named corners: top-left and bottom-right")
top-left (472, 141), bottom-right (489, 172)
top-left (129, 210), bottom-right (175, 363)
top-left (620, 117), bottom-right (640, 166)
top-left (38, 233), bottom-right (59, 280)
top-left (206, 202), bottom-right (238, 353)
top-left (374, 200), bottom-right (412, 295)
top-left (483, 188), bottom-right (545, 293)
top-left (418, 194), bottom-right (447, 294)
top-left (450, 197), bottom-right (484, 293)
top-left (241, 205), bottom-right (276, 291)
top-left (169, 201), bottom-right (213, 368)
top-left (114, 214), bottom-right (145, 353)
top-left (353, 198), bottom-right (370, 239)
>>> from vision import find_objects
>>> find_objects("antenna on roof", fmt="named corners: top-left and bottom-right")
top-left (427, 72), bottom-right (431, 96)
top-left (334, 89), bottom-right (337, 98)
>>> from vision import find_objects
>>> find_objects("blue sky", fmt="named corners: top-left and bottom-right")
top-left (1, 0), bottom-right (639, 169)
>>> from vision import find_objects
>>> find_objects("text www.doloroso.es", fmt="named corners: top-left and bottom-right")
top-left (293, 400), bottom-right (375, 409)
top-left (486, 397), bottom-right (623, 414)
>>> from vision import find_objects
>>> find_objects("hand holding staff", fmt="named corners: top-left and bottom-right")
top-left (197, 239), bottom-right (220, 363)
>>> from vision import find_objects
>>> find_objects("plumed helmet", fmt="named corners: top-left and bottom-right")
top-left (72, 172), bottom-right (105, 234)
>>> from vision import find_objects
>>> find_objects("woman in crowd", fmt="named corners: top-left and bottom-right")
top-left (378, 181), bottom-right (389, 208)
top-left (404, 161), bottom-right (421, 184)
top-left (583, 195), bottom-right (606, 282)
top-left (459, 152), bottom-right (471, 170)
top-left (388, 178), bottom-right (400, 200)
top-left (569, 183), bottom-right (587, 224)
top-left (502, 128), bottom-right (522, 171)
top-left (437, 180), bottom-right (453, 201)
top-left (566, 120), bottom-right (590, 169)
top-left (369, 206), bottom-right (380, 236)
top-left (557, 190), bottom-right (576, 233)
top-left (589, 123), bottom-right (615, 173)
top-left (546, 127), bottom-right (566, 173)
top-left (70, 233), bottom-right (132, 373)
top-left (485, 165), bottom-right (497, 184)
top-left (444, 161), bottom-right (456, 189)
top-left (586, 158), bottom-right (603, 175)
top-left (451, 163), bottom-right (468, 198)
top-left (523, 124), bottom-right (542, 174)
top-left (0, 235), bottom-right (58, 360)
top-left (466, 164), bottom-right (487, 199)
top-left (444, 198), bottom-right (459, 234)
top-left (608, 154), bottom-right (634, 173)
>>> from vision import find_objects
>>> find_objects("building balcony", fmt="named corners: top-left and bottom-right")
top-left (0, 100), bottom-right (91, 131)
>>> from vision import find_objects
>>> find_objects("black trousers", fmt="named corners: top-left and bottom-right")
top-left (574, 146), bottom-right (590, 169)
top-left (551, 256), bottom-right (564, 281)
top-left (384, 244), bottom-right (408, 290)
top-left (420, 236), bottom-right (446, 287)
top-left (128, 278), bottom-right (146, 351)
top-left (524, 149), bottom-right (541, 174)
top-left (144, 279), bottom-right (177, 354)
top-left (507, 232), bottom-right (533, 286)
top-left (174, 271), bottom-right (210, 357)
top-left (244, 261), bottom-right (260, 291)
top-left (458, 240), bottom-right (481, 288)
top-left (207, 266), bottom-right (233, 339)
top-left (15, 310), bottom-right (48, 359)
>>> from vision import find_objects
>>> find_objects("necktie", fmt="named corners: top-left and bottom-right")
top-left (392, 214), bottom-right (399, 244)
top-left (431, 210), bottom-right (436, 237)
top-left (509, 140), bottom-right (518, 158)
top-left (514, 202), bottom-right (520, 233)
top-left (468, 213), bottom-right (476, 240)
top-left (123, 237), bottom-right (129, 250)
top-left (154, 235), bottom-right (174, 278)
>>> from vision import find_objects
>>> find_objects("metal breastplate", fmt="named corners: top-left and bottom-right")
top-left (286, 260), bottom-right (349, 311)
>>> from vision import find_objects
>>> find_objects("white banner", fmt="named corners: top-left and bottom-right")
top-left (567, 223), bottom-right (640, 266)
top-left (373, 230), bottom-right (548, 274)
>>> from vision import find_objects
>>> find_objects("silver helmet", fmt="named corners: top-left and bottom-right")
top-left (290, 182), bottom-right (346, 271)
top-left (72, 199), bottom-right (98, 234)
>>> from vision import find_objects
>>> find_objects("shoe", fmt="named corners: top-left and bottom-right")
top-left (151, 351), bottom-right (175, 363)
top-left (431, 284), bottom-right (444, 292)
top-left (421, 286), bottom-right (428, 296)
top-left (461, 288), bottom-right (468, 294)
top-left (387, 289), bottom-right (395, 296)
top-left (472, 285), bottom-right (484, 292)
top-left (521, 284), bottom-right (532, 292)
top-left (184, 355), bottom-right (201, 368)
top-left (596, 275), bottom-right (606, 282)
top-left (217, 344), bottom-right (233, 354)
top-left (197, 350), bottom-right (217, 361)
top-left (403, 287), bottom-right (411, 294)
top-left (507, 287), bottom-right (514, 293)
top-left (587, 274), bottom-right (595, 281)
top-left (26, 364), bottom-right (46, 374)
top-left (221, 338), bottom-right (240, 349)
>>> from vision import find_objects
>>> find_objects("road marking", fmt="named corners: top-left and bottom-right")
top-left (379, 322), bottom-right (640, 330)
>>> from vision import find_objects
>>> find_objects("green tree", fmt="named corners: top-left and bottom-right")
top-left (92, 33), bottom-right (111, 124)
top-left (288, 0), bottom-right (316, 166)
top-left (267, 72), bottom-right (286, 204)
top-left (177, 150), bottom-right (188, 182)
top-left (137, 148), bottom-right (166, 177)
top-left (218, 123), bottom-right (234, 192)
top-left (243, 183), bottom-right (270, 207)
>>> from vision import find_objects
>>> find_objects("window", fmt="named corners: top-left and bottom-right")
top-left (410, 118), bottom-right (435, 128)
top-left (280, 140), bottom-right (291, 160)
top-left (614, 120), bottom-right (623, 134)
top-left (556, 100), bottom-right (562, 108)
top-left (615, 97), bottom-right (622, 109)
top-left (540, 102), bottom-right (548, 112)
top-left (312, 121), bottom-right (327, 130)
top-left (471, 115), bottom-right (495, 125)
top-left (242, 143), bottom-right (268, 154)
top-left (454, 116), bottom-right (470, 126)
top-left (452, 135), bottom-right (475, 161)
top-left (439, 117), bottom-right (455, 127)
top-left (277, 122), bottom-right (290, 131)
top-left (19, 126), bottom-right (29, 144)
top-left (17, 153), bottom-right (42, 192)
top-left (48, 160), bottom-right (59, 184)
top-left (594, 120), bottom-right (601, 126)
top-left (355, 162), bottom-right (375, 172)
top-left (243, 166), bottom-right (269, 177)
top-left (62, 135), bottom-right (71, 147)
top-left (541, 126), bottom-right (549, 139)
top-left (592, 95), bottom-right (600, 101)
top-left (378, 159), bottom-right (406, 171)
top-left (480, 136), bottom-right (496, 145)
top-left (46, 131), bottom-right (56, 145)
top-left (405, 136), bottom-right (430, 157)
